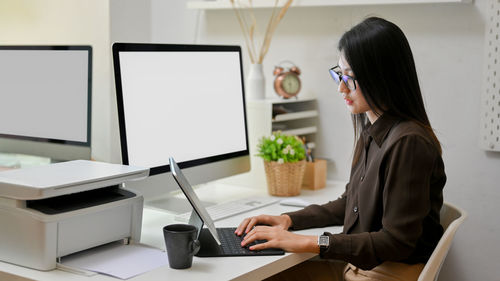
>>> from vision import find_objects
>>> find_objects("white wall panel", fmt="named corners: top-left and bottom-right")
top-left (480, 0), bottom-right (500, 151)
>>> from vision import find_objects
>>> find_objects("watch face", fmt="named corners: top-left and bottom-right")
top-left (318, 235), bottom-right (329, 247)
top-left (282, 74), bottom-right (300, 95)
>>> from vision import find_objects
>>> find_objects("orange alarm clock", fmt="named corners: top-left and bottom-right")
top-left (273, 61), bottom-right (301, 99)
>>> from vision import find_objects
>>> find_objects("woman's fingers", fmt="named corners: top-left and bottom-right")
top-left (236, 215), bottom-right (289, 236)
top-left (249, 240), bottom-right (272, 251)
top-left (241, 226), bottom-right (272, 246)
top-left (240, 226), bottom-right (317, 253)
top-left (245, 217), bottom-right (259, 234)
top-left (235, 217), bottom-right (251, 235)
top-left (236, 216), bottom-right (262, 236)
top-left (234, 216), bottom-right (260, 236)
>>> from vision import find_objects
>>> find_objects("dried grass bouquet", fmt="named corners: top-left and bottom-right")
top-left (230, 0), bottom-right (293, 64)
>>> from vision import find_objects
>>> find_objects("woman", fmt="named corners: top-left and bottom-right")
top-left (236, 17), bottom-right (446, 281)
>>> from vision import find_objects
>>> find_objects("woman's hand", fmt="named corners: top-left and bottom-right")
top-left (241, 226), bottom-right (319, 253)
top-left (235, 214), bottom-right (292, 236)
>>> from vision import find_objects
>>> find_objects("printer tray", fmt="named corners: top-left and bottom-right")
top-left (26, 186), bottom-right (135, 215)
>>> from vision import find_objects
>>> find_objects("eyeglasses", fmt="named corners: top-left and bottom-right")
top-left (329, 65), bottom-right (357, 90)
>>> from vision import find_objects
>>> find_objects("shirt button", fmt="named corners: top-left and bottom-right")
top-left (353, 206), bottom-right (358, 213)
top-left (360, 176), bottom-right (364, 181)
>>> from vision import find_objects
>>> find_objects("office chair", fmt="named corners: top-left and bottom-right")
top-left (417, 202), bottom-right (467, 281)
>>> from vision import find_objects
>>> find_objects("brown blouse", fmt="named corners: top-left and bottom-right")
top-left (285, 114), bottom-right (446, 270)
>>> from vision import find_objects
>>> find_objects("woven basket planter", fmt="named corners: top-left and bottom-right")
top-left (263, 160), bottom-right (306, 197)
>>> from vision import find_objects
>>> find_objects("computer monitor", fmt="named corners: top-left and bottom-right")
top-left (112, 43), bottom-right (250, 208)
top-left (0, 46), bottom-right (92, 162)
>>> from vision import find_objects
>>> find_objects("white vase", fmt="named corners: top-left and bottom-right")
top-left (246, 64), bottom-right (265, 100)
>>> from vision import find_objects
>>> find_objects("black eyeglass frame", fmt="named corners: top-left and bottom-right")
top-left (329, 65), bottom-right (357, 91)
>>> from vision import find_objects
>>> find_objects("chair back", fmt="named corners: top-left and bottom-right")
top-left (417, 202), bottom-right (467, 281)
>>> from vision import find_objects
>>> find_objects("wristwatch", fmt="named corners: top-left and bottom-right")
top-left (317, 234), bottom-right (330, 250)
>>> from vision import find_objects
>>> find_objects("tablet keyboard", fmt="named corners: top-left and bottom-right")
top-left (196, 227), bottom-right (285, 257)
top-left (218, 227), bottom-right (261, 255)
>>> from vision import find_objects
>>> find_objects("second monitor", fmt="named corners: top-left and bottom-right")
top-left (112, 43), bottom-right (250, 205)
top-left (0, 45), bottom-right (92, 162)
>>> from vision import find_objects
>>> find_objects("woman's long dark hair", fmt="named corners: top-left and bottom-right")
top-left (338, 17), bottom-right (442, 165)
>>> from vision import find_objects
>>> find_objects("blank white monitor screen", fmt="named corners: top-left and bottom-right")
top-left (113, 44), bottom-right (249, 177)
top-left (0, 46), bottom-right (92, 161)
top-left (0, 48), bottom-right (90, 143)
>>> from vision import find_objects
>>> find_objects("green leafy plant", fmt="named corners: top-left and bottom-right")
top-left (257, 132), bottom-right (305, 163)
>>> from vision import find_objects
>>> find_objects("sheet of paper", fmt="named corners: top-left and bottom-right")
top-left (61, 242), bottom-right (169, 279)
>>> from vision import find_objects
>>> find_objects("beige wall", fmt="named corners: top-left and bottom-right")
top-left (109, 0), bottom-right (152, 164)
top-left (0, 0), bottom-right (112, 162)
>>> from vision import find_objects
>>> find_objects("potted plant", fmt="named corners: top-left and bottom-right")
top-left (257, 132), bottom-right (306, 196)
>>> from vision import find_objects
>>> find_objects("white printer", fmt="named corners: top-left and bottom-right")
top-left (0, 160), bottom-right (149, 271)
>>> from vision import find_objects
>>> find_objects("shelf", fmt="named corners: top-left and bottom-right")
top-left (278, 126), bottom-right (317, 136)
top-left (273, 110), bottom-right (318, 122)
top-left (249, 97), bottom-right (316, 105)
top-left (246, 98), bottom-right (318, 188)
top-left (187, 0), bottom-right (472, 9)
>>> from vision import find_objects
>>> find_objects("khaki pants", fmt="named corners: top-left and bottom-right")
top-left (264, 258), bottom-right (424, 281)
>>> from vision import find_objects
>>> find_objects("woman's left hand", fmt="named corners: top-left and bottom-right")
top-left (241, 225), bottom-right (319, 253)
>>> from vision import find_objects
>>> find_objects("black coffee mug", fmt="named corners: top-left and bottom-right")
top-left (163, 224), bottom-right (200, 269)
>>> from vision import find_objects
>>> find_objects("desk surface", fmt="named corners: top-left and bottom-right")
top-left (0, 181), bottom-right (345, 281)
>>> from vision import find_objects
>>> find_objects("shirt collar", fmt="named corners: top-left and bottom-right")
top-left (363, 113), bottom-right (400, 147)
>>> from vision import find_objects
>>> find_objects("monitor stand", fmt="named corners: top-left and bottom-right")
top-left (145, 194), bottom-right (215, 214)
top-left (0, 152), bottom-right (52, 170)
top-left (124, 175), bottom-right (216, 214)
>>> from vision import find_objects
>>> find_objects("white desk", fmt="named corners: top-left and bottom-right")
top-left (0, 181), bottom-right (345, 281)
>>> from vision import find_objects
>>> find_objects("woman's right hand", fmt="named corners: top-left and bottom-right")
top-left (235, 214), bottom-right (292, 236)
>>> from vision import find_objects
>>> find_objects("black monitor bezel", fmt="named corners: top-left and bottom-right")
top-left (112, 43), bottom-right (250, 176)
top-left (0, 45), bottom-right (92, 147)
